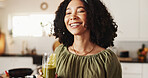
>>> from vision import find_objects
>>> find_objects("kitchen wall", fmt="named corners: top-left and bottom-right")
top-left (0, 0), bottom-right (62, 55)
top-left (0, 0), bottom-right (148, 58)
top-left (0, 10), bottom-right (2, 28)
top-left (114, 41), bottom-right (148, 58)
top-left (0, 8), bottom-right (4, 31)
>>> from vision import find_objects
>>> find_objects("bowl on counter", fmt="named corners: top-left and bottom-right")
top-left (8, 68), bottom-right (33, 78)
top-left (120, 51), bottom-right (129, 57)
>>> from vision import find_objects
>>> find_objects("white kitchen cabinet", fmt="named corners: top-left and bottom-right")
top-left (123, 74), bottom-right (141, 78)
top-left (121, 63), bottom-right (148, 78)
top-left (109, 0), bottom-right (139, 41)
top-left (121, 63), bottom-right (142, 78)
top-left (108, 0), bottom-right (148, 41)
top-left (140, 0), bottom-right (148, 40)
top-left (142, 64), bottom-right (148, 78)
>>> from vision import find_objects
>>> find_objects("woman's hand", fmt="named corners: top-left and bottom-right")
top-left (36, 67), bottom-right (58, 78)
top-left (36, 69), bottom-right (43, 78)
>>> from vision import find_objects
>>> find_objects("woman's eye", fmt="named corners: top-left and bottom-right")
top-left (66, 12), bottom-right (71, 15)
top-left (77, 10), bottom-right (85, 13)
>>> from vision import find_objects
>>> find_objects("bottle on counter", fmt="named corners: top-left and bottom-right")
top-left (137, 44), bottom-right (148, 61)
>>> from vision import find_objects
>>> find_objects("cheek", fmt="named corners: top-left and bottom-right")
top-left (83, 15), bottom-right (87, 22)
top-left (64, 17), bottom-right (68, 26)
top-left (64, 17), bottom-right (69, 30)
top-left (81, 14), bottom-right (87, 23)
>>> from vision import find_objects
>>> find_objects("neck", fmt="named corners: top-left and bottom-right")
top-left (72, 33), bottom-right (93, 52)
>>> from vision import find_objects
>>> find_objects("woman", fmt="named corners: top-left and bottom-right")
top-left (38, 0), bottom-right (122, 78)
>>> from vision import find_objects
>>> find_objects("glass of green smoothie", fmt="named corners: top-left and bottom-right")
top-left (42, 53), bottom-right (56, 78)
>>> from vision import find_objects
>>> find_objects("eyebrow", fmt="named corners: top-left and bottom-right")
top-left (66, 6), bottom-right (85, 10)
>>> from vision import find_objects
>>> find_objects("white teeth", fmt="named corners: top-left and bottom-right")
top-left (70, 23), bottom-right (81, 27)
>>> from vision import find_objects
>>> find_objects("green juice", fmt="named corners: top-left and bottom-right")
top-left (42, 65), bottom-right (56, 78)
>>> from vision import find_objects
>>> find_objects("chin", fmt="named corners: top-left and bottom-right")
top-left (71, 32), bottom-right (84, 35)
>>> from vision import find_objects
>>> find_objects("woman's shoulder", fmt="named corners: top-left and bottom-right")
top-left (54, 44), bottom-right (64, 52)
top-left (102, 49), bottom-right (120, 64)
top-left (91, 47), bottom-right (117, 58)
top-left (92, 49), bottom-right (118, 63)
top-left (101, 49), bottom-right (118, 59)
top-left (102, 49), bottom-right (117, 57)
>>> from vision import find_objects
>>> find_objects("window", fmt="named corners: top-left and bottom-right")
top-left (11, 14), bottom-right (55, 37)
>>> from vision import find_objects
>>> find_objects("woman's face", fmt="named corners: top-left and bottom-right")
top-left (64, 0), bottom-right (89, 35)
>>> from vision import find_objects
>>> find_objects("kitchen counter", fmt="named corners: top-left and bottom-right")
top-left (120, 58), bottom-right (148, 63)
top-left (0, 54), bottom-right (42, 65)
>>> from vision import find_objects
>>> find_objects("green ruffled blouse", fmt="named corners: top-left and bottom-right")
top-left (55, 44), bottom-right (122, 78)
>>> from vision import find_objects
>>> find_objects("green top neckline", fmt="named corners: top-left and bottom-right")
top-left (55, 44), bottom-right (122, 78)
top-left (64, 46), bottom-right (111, 57)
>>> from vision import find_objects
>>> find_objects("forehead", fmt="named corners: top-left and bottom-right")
top-left (67, 0), bottom-right (84, 8)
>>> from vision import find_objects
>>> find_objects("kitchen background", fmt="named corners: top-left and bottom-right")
top-left (0, 0), bottom-right (148, 78)
top-left (0, 0), bottom-right (148, 58)
top-left (0, 0), bottom-right (62, 55)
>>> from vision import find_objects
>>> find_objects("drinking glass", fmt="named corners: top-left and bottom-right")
top-left (42, 53), bottom-right (56, 78)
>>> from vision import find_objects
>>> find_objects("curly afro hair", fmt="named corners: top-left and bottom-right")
top-left (53, 0), bottom-right (118, 48)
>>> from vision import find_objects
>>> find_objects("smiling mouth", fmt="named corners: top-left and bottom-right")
top-left (70, 23), bottom-right (82, 27)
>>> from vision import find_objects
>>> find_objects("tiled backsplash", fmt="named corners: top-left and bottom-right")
top-left (114, 41), bottom-right (148, 58)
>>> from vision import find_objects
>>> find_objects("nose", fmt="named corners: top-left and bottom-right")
top-left (70, 16), bottom-right (77, 20)
top-left (70, 13), bottom-right (77, 20)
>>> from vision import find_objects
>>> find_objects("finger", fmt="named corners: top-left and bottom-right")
top-left (38, 69), bottom-right (43, 75)
top-left (36, 75), bottom-right (43, 78)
